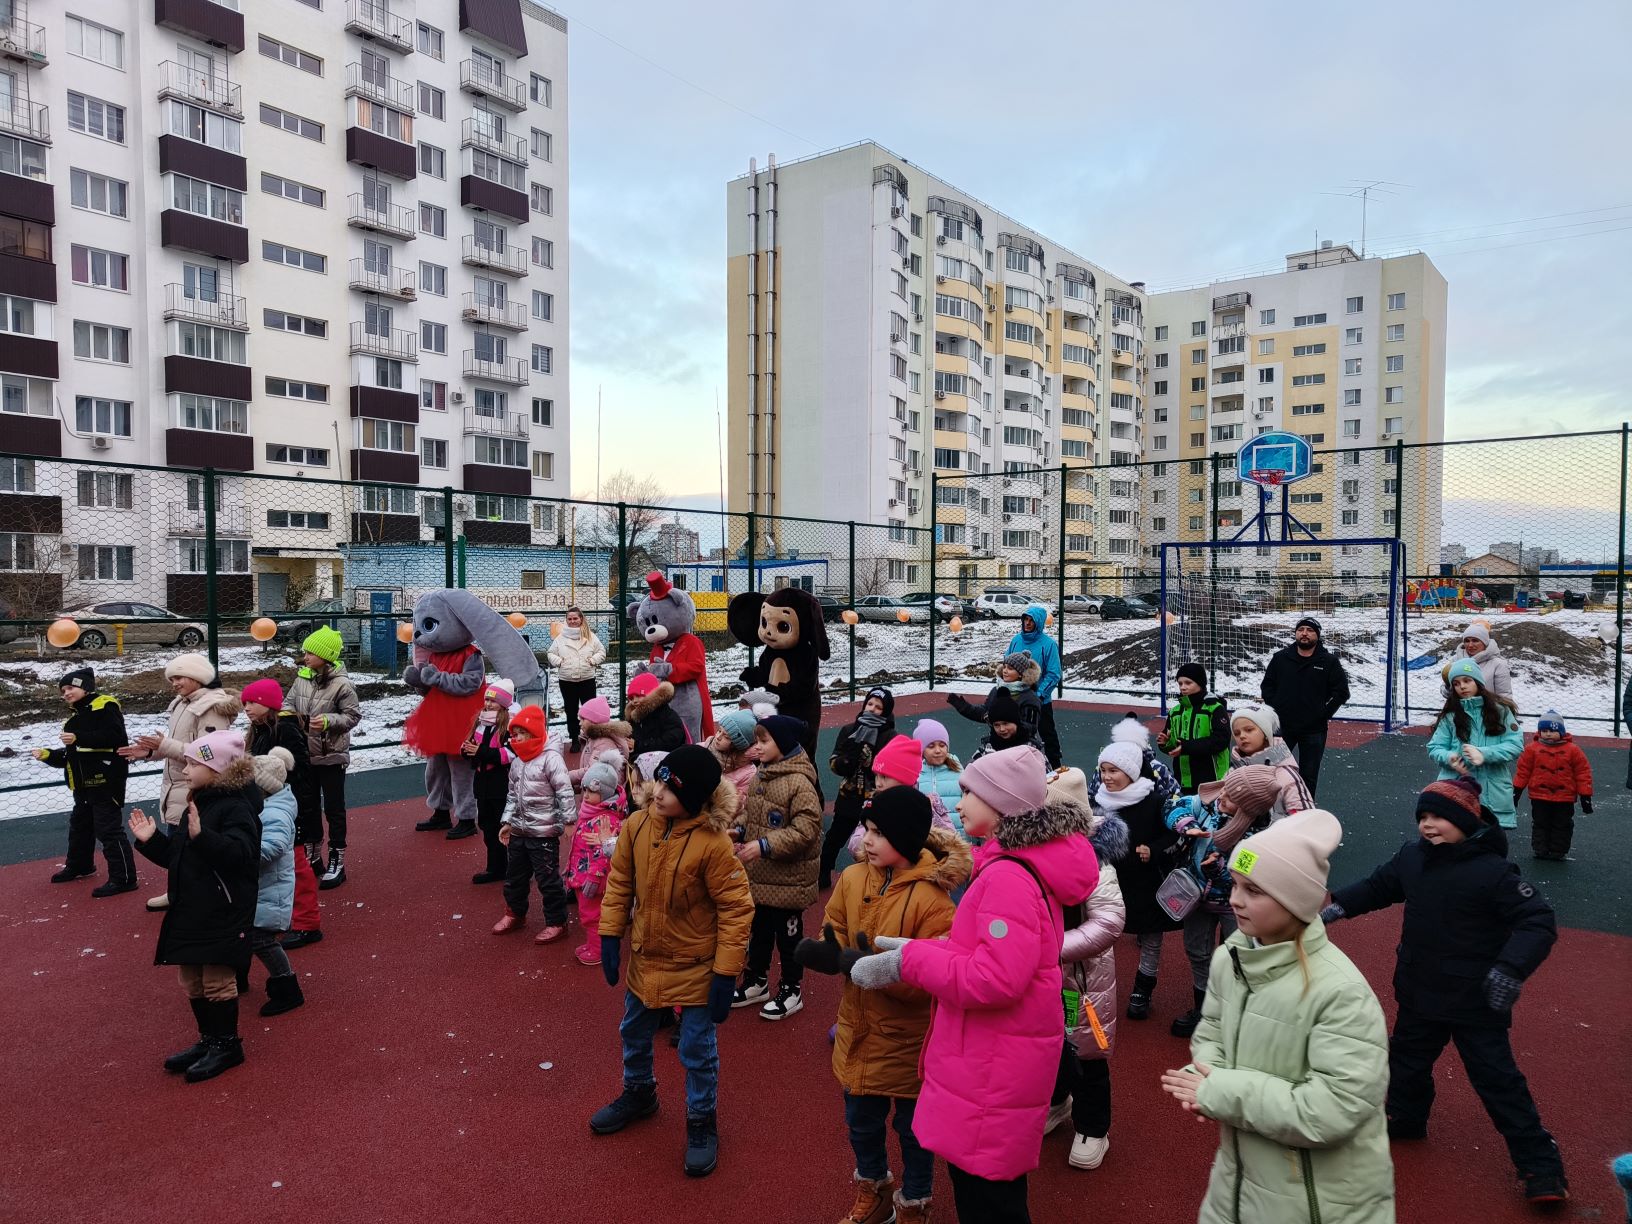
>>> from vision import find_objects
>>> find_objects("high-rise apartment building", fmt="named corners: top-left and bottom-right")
top-left (0, 0), bottom-right (568, 615)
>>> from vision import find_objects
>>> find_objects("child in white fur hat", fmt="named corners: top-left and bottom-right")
top-left (1091, 713), bottom-right (1180, 807)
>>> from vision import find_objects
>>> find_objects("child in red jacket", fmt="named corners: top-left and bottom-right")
top-left (1513, 710), bottom-right (1593, 861)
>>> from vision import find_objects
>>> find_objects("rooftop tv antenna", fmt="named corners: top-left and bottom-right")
top-left (1318, 180), bottom-right (1413, 256)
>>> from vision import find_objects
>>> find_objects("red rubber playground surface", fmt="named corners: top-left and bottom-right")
top-left (3, 794), bottom-right (1629, 1223)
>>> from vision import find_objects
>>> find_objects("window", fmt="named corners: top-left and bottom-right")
top-left (471, 437), bottom-right (527, 468)
top-left (420, 380), bottom-right (447, 412)
top-left (1292, 312), bottom-right (1326, 327)
top-left (1290, 492), bottom-right (1324, 504)
top-left (265, 377), bottom-right (328, 402)
top-left (416, 22), bottom-right (444, 59)
top-left (361, 486), bottom-right (417, 515)
top-left (262, 241), bottom-right (325, 273)
top-left (68, 93), bottom-right (125, 142)
top-left (1004, 321), bottom-right (1035, 344)
top-left (530, 450), bottom-right (554, 480)
top-left (421, 321), bottom-right (447, 354)
top-left (418, 202), bottom-right (445, 237)
top-left (0, 295), bottom-right (35, 336)
top-left (260, 103), bottom-right (322, 142)
top-left (76, 471), bottom-right (134, 508)
top-left (1387, 292), bottom-right (1406, 311)
top-left (1259, 309), bottom-right (1276, 325)
top-left (1345, 358), bottom-right (1362, 376)
top-left (529, 183), bottom-right (553, 215)
top-left (1258, 338), bottom-right (1274, 356)
top-left (1212, 423), bottom-right (1242, 442)
top-left (1345, 327), bottom-right (1362, 345)
top-left (176, 394), bottom-right (248, 434)
top-left (175, 321), bottom-right (246, 364)
top-left (530, 74), bottom-right (552, 106)
top-left (1292, 343), bottom-right (1326, 356)
top-left (265, 444), bottom-right (329, 466)
top-left (178, 538), bottom-right (249, 574)
top-left (1383, 416), bottom-right (1403, 435)
top-left (417, 82), bottom-right (444, 119)
top-left (1343, 389), bottom-right (1362, 406)
top-left (531, 237), bottom-right (553, 268)
top-left (1346, 296), bottom-right (1364, 313)
top-left (66, 16), bottom-right (124, 68)
top-left (260, 171), bottom-right (323, 208)
top-left (75, 396), bottom-right (132, 436)
top-left (258, 34), bottom-right (321, 75)
top-left (0, 134), bottom-right (49, 181)
top-left (531, 397), bottom-right (552, 427)
top-left (1189, 432), bottom-right (1205, 448)
top-left (1385, 386), bottom-right (1404, 404)
top-left (1342, 418), bottom-right (1361, 438)
top-left (77, 545), bottom-right (134, 581)
top-left (70, 169), bottom-right (128, 218)
top-left (170, 174), bottom-right (244, 224)
top-left (73, 320), bottom-right (130, 363)
top-left (419, 142), bottom-right (446, 179)
top-left (1153, 380), bottom-right (1167, 396)
top-left (264, 309), bottom-right (327, 338)
top-left (419, 261), bottom-right (447, 297)
top-left (1291, 403), bottom-right (1323, 417)
top-left (1386, 323), bottom-right (1405, 342)
top-left (358, 418), bottom-right (415, 452)
top-left (420, 438), bottom-right (448, 469)
top-left (166, 100), bottom-right (241, 151)
top-left (1154, 325), bottom-right (1169, 341)
top-left (374, 358), bottom-right (403, 389)
top-left (266, 510), bottom-right (331, 530)
top-left (1191, 321), bottom-right (1206, 337)
top-left (1149, 352), bottom-right (1168, 369)
top-left (1257, 368), bottom-right (1275, 383)
top-left (530, 128), bottom-right (552, 161)
top-left (356, 98), bottom-right (413, 143)
top-left (1190, 377), bottom-right (1205, 392)
top-left (530, 344), bottom-right (552, 374)
top-left (1291, 373), bottom-right (1325, 387)
top-left (472, 493), bottom-right (528, 523)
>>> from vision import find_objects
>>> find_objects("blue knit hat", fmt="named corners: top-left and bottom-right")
top-left (1537, 710), bottom-right (1566, 735)
top-left (716, 709), bottom-right (758, 751)
top-left (1446, 658), bottom-right (1486, 688)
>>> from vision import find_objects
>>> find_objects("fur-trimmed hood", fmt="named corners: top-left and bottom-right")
top-left (190, 755), bottom-right (256, 795)
top-left (1087, 808), bottom-right (1130, 865)
top-left (583, 717), bottom-right (634, 740)
top-left (682, 776), bottom-right (739, 834)
top-left (994, 795), bottom-right (1098, 849)
top-left (919, 824), bottom-right (974, 893)
top-left (176, 686), bottom-right (242, 721)
top-left (997, 654), bottom-right (1043, 688)
top-left (625, 680), bottom-right (676, 723)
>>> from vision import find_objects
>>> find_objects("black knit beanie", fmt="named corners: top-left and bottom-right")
top-left (863, 786), bottom-right (933, 864)
top-left (658, 745), bottom-right (722, 816)
top-left (1176, 662), bottom-right (1208, 693)
top-left (988, 686), bottom-right (1024, 725)
top-left (60, 666), bottom-right (96, 694)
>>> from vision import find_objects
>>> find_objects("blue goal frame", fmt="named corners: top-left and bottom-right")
top-left (1158, 537), bottom-right (1409, 732)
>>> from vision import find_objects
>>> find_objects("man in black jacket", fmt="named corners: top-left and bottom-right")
top-left (33, 666), bottom-right (137, 896)
top-left (1258, 616), bottom-right (1349, 795)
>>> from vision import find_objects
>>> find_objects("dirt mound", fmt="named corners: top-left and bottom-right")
top-left (1479, 622), bottom-right (1607, 676)
top-left (1063, 628), bottom-right (1160, 682)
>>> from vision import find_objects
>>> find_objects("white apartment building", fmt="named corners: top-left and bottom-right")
top-left (0, 0), bottom-right (568, 618)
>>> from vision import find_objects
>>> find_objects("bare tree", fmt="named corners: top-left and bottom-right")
top-left (573, 470), bottom-right (671, 593)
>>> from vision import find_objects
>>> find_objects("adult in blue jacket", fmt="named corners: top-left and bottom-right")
top-left (1008, 603), bottom-right (1062, 768)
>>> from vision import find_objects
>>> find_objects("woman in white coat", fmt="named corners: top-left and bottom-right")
top-left (546, 606), bottom-right (606, 752)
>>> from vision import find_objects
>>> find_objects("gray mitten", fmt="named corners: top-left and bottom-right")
top-left (849, 934), bottom-right (911, 990)
top-left (646, 659), bottom-right (673, 680)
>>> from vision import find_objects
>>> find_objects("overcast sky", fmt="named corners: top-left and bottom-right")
top-left (558, 0), bottom-right (1632, 503)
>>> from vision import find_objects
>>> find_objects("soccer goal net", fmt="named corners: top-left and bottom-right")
top-left (1158, 538), bottom-right (1408, 731)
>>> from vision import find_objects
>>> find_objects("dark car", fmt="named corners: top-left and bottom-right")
top-left (1100, 596), bottom-right (1157, 621)
top-left (816, 593), bottom-right (848, 622)
top-left (278, 597), bottom-right (347, 641)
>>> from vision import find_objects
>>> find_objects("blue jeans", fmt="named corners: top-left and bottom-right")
top-left (844, 1092), bottom-right (933, 1201)
top-left (620, 991), bottom-right (718, 1118)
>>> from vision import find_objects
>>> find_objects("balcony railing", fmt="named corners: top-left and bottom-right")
top-left (0, 96), bottom-right (48, 142)
top-left (460, 292), bottom-right (526, 330)
top-left (1213, 321), bottom-right (1246, 340)
top-left (459, 60), bottom-right (526, 110)
top-left (157, 60), bottom-right (241, 115)
top-left (0, 17), bottom-right (48, 64)
top-left (167, 502), bottom-right (251, 536)
top-left (1212, 291), bottom-right (1251, 311)
top-left (348, 258), bottom-right (416, 299)
top-left (344, 0), bottom-right (413, 52)
top-left (163, 283), bottom-right (249, 330)
top-left (463, 406), bottom-right (529, 438)
top-left (345, 62), bottom-right (414, 111)
top-left (460, 235), bottom-right (527, 276)
top-left (459, 117), bottom-right (527, 163)
top-left (347, 193), bottom-right (416, 239)
top-left (349, 320), bottom-right (419, 360)
top-left (463, 351), bottom-right (528, 385)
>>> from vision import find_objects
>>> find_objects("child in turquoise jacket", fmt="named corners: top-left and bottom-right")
top-left (1427, 659), bottom-right (1524, 829)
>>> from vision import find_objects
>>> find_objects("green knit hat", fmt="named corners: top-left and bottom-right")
top-left (302, 625), bottom-right (343, 665)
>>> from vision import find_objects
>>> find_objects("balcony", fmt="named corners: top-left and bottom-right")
top-left (460, 174), bottom-right (528, 223)
top-left (463, 351), bottom-right (527, 385)
top-left (459, 60), bottom-right (526, 111)
top-left (460, 118), bottom-right (527, 163)
top-left (460, 235), bottom-right (527, 277)
top-left (0, 97), bottom-right (48, 142)
top-left (157, 60), bottom-right (240, 115)
top-left (1212, 291), bottom-right (1251, 312)
top-left (344, 0), bottom-right (413, 53)
top-left (164, 283), bottom-right (248, 330)
top-left (1213, 321), bottom-right (1246, 340)
top-left (158, 134), bottom-right (247, 190)
top-left (344, 62), bottom-right (414, 112)
top-left (346, 126), bottom-right (417, 180)
top-left (349, 320), bottom-right (419, 361)
top-left (0, 333), bottom-right (56, 379)
top-left (349, 384), bottom-right (418, 422)
top-left (463, 406), bottom-right (528, 437)
top-left (348, 259), bottom-right (416, 300)
top-left (166, 427), bottom-right (254, 471)
top-left (0, 17), bottom-right (48, 65)
top-left (165, 354), bottom-right (252, 402)
top-left (347, 194), bottom-right (416, 239)
top-left (154, 0), bottom-right (245, 53)
top-left (166, 502), bottom-right (251, 536)
top-left (459, 292), bottom-right (526, 331)
top-left (160, 210), bottom-right (249, 263)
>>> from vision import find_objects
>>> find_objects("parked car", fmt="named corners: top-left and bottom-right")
top-left (973, 591), bottom-right (1035, 619)
top-left (1099, 596), bottom-right (1157, 621)
top-left (902, 592), bottom-right (968, 621)
top-left (55, 602), bottom-right (207, 650)
top-left (278, 597), bottom-right (348, 641)
top-left (855, 595), bottom-right (928, 623)
top-left (1061, 593), bottom-right (1103, 614)
top-left (816, 593), bottom-right (848, 622)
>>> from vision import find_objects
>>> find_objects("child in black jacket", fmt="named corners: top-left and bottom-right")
top-left (946, 651), bottom-right (1044, 744)
top-left (129, 729), bottom-right (263, 1084)
top-left (33, 665), bottom-right (136, 896)
top-left (821, 686), bottom-right (896, 887)
top-left (626, 673), bottom-right (688, 759)
top-left (1324, 777), bottom-right (1567, 1209)
top-left (465, 679), bottom-right (514, 884)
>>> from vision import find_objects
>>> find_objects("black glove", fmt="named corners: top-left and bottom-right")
top-left (1483, 967), bottom-right (1522, 1011)
top-left (707, 974), bottom-right (736, 1024)
top-left (1318, 902), bottom-right (1345, 925)
top-left (1512, 788), bottom-right (1524, 805)
top-left (1581, 795), bottom-right (1593, 814)
top-left (600, 936), bottom-right (621, 989)
top-left (838, 934), bottom-right (868, 978)
top-left (795, 924), bottom-right (844, 975)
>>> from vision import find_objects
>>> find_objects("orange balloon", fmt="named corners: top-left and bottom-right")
top-left (506, 612), bottom-right (528, 629)
top-left (949, 616), bottom-right (964, 634)
top-left (396, 621), bottom-right (414, 643)
top-left (841, 609), bottom-right (859, 626)
top-left (249, 617), bottom-right (278, 642)
top-left (896, 608), bottom-right (912, 623)
top-left (549, 620), bottom-right (564, 638)
top-left (1045, 611), bottom-right (1054, 627)
top-left (47, 618), bottom-right (81, 648)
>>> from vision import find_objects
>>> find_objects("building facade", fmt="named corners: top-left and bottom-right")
top-left (0, 0), bottom-right (568, 617)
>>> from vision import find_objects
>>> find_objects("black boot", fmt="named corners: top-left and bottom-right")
top-left (684, 1110), bottom-right (719, 1177)
top-left (91, 878), bottom-right (139, 898)
top-left (318, 848), bottom-right (346, 890)
top-left (185, 998), bottom-right (245, 1083)
top-left (93, 841), bottom-right (139, 896)
top-left (415, 808), bottom-right (452, 831)
top-left (589, 1081), bottom-right (659, 1134)
top-left (260, 973), bottom-right (306, 1017)
top-left (445, 821), bottom-right (478, 841)
top-left (50, 866), bottom-right (95, 884)
top-left (1170, 987), bottom-right (1207, 1038)
top-left (163, 998), bottom-right (213, 1073)
top-left (281, 928), bottom-right (323, 950)
top-left (304, 842), bottom-right (323, 871)
top-left (1126, 971), bottom-right (1157, 1020)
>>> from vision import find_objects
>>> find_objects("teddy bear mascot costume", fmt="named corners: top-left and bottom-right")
top-left (627, 571), bottom-right (714, 742)
top-left (728, 587), bottom-right (829, 764)
top-left (402, 590), bottom-right (543, 836)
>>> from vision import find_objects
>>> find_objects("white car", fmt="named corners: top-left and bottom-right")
top-left (973, 591), bottom-right (1039, 619)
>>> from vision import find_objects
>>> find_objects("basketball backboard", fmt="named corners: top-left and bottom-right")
top-left (1238, 431), bottom-right (1313, 488)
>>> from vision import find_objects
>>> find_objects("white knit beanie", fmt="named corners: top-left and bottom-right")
top-left (164, 652), bottom-right (216, 685)
top-left (1097, 741), bottom-right (1144, 781)
top-left (1231, 704), bottom-right (1280, 743)
top-left (1226, 808), bottom-right (1343, 923)
top-left (253, 746), bottom-right (294, 794)
top-left (1462, 622), bottom-right (1491, 647)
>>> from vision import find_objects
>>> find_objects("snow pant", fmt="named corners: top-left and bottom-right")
top-left (1135, 922), bottom-right (1214, 991)
top-left (746, 905), bottom-right (804, 987)
top-left (424, 753), bottom-right (476, 825)
top-left (846, 1092), bottom-right (934, 1202)
top-left (1052, 1038), bottom-right (1112, 1139)
top-left (1037, 702), bottom-right (1062, 770)
top-left (65, 792), bottom-right (135, 884)
top-left (576, 887), bottom-right (602, 948)
top-left (300, 763), bottom-right (348, 849)
top-left (289, 851), bottom-right (321, 931)
top-left (503, 834), bottom-right (567, 926)
top-left (821, 792), bottom-right (867, 884)
top-left (250, 927), bottom-right (292, 980)
top-left (474, 770), bottom-right (509, 876)
top-left (948, 1163), bottom-right (1029, 1223)
top-left (1529, 798), bottom-right (1575, 859)
top-left (1288, 730), bottom-right (1328, 797)
top-left (178, 964), bottom-right (238, 1002)
top-left (558, 678), bottom-right (597, 745)
top-left (1387, 1007), bottom-right (1564, 1178)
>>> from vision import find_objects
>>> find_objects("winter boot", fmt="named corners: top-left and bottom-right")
top-left (415, 808), bottom-right (452, 832)
top-left (91, 879), bottom-right (139, 898)
top-left (841, 1172), bottom-right (895, 1224)
top-left (446, 820), bottom-right (478, 841)
top-left (50, 866), bottom-right (95, 884)
top-left (281, 928), bottom-right (323, 950)
top-left (1170, 987), bottom-right (1207, 1038)
top-left (588, 1081), bottom-right (659, 1134)
top-left (893, 1190), bottom-right (932, 1223)
top-left (163, 998), bottom-right (213, 1073)
top-left (1126, 971), bottom-right (1156, 1020)
top-left (260, 973), bottom-right (306, 1017)
top-left (492, 910), bottom-right (524, 934)
top-left (184, 998), bottom-right (245, 1083)
top-left (1523, 1172), bottom-right (1569, 1207)
top-left (683, 1110), bottom-right (719, 1177)
top-left (93, 841), bottom-right (138, 896)
top-left (304, 842), bottom-right (323, 871)
top-left (318, 848), bottom-right (346, 890)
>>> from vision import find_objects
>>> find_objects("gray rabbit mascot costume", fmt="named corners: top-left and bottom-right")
top-left (401, 590), bottom-right (544, 831)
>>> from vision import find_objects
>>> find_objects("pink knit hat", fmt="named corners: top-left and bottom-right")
top-left (579, 695), bottom-right (612, 725)
top-left (184, 729), bottom-right (247, 774)
top-left (627, 673), bottom-right (660, 699)
top-left (912, 718), bottom-right (950, 746)
top-left (872, 734), bottom-right (923, 787)
top-left (240, 678), bottom-right (283, 710)
top-left (960, 745), bottom-right (1048, 816)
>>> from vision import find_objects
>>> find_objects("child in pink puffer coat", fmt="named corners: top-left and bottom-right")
top-left (849, 745), bottom-right (1100, 1218)
top-left (564, 754), bottom-right (626, 966)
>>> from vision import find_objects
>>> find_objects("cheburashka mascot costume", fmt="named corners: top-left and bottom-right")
top-left (728, 587), bottom-right (830, 763)
top-left (402, 590), bottom-right (544, 834)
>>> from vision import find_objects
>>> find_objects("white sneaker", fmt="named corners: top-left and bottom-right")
top-left (759, 983), bottom-right (803, 1021)
top-left (146, 892), bottom-right (170, 912)
top-left (1069, 1133), bottom-right (1108, 1170)
top-left (1044, 1096), bottom-right (1073, 1135)
top-left (731, 977), bottom-right (769, 1009)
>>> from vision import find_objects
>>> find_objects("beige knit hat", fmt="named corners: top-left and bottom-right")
top-left (1226, 808), bottom-right (1342, 922)
top-left (164, 652), bottom-right (216, 685)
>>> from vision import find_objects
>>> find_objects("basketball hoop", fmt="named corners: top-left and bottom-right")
top-left (1247, 469), bottom-right (1286, 487)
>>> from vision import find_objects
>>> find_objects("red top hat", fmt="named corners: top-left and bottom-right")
top-left (645, 571), bottom-right (672, 600)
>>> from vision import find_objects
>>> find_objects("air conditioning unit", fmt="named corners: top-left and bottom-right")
top-left (462, 307), bottom-right (479, 319)
top-left (1344, 495), bottom-right (1359, 504)
top-left (900, 256), bottom-right (911, 269)
top-left (1004, 305), bottom-right (1013, 313)
top-left (935, 275), bottom-right (946, 285)
top-left (935, 235), bottom-right (946, 246)
top-left (934, 390), bottom-right (946, 400)
top-left (914, 313), bottom-right (923, 323)
top-left (890, 332), bottom-right (902, 343)
top-left (451, 391), bottom-right (466, 404)
top-left (90, 435), bottom-right (110, 450)
top-left (890, 207), bottom-right (902, 219)
top-left (1002, 513), bottom-right (1012, 523)
top-left (888, 498), bottom-right (898, 507)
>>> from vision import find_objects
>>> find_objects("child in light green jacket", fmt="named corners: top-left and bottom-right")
top-left (1161, 809), bottom-right (1394, 1224)
top-left (1426, 658), bottom-right (1524, 828)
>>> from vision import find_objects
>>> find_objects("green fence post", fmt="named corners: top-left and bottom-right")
top-left (1056, 464), bottom-right (1067, 684)
top-left (927, 479), bottom-right (938, 691)
top-left (203, 467), bottom-right (219, 669)
top-left (848, 519), bottom-right (857, 701)
top-left (456, 535), bottom-right (467, 587)
top-left (1206, 453), bottom-right (1221, 681)
top-left (1616, 424), bottom-right (1628, 735)
top-left (1392, 440), bottom-right (1405, 542)
top-left (617, 502), bottom-right (629, 702)
top-left (441, 487), bottom-right (455, 588)
top-left (745, 511), bottom-right (757, 675)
